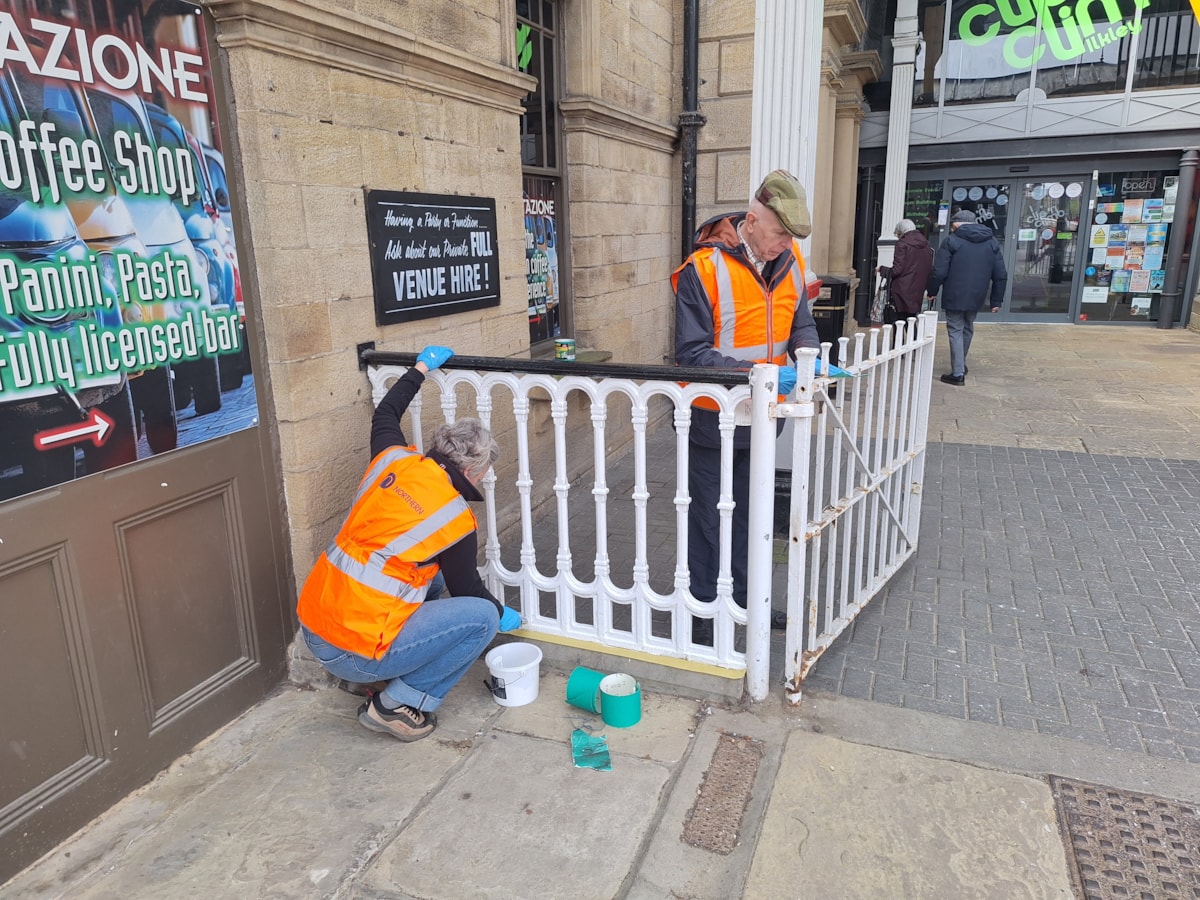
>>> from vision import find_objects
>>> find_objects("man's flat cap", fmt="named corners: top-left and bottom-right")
top-left (951, 209), bottom-right (977, 224)
top-left (755, 169), bottom-right (812, 239)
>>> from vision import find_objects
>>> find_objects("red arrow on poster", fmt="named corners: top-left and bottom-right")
top-left (34, 409), bottom-right (115, 450)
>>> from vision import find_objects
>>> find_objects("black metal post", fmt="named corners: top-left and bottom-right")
top-left (1158, 148), bottom-right (1198, 329)
top-left (679, 0), bottom-right (706, 262)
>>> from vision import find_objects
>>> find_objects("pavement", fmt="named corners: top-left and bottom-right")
top-left (5, 322), bottom-right (1200, 900)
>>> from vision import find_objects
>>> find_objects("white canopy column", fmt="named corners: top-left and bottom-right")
top-left (876, 0), bottom-right (920, 272)
top-left (750, 1), bottom-right (823, 255)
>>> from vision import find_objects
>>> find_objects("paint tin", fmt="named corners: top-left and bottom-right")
top-left (555, 338), bottom-right (576, 361)
top-left (599, 673), bottom-right (641, 728)
top-left (565, 666), bottom-right (606, 713)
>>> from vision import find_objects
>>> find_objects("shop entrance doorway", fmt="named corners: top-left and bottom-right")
top-left (1009, 178), bottom-right (1090, 319)
top-left (943, 177), bottom-right (1090, 323)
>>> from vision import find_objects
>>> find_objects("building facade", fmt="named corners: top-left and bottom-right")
top-left (855, 0), bottom-right (1200, 329)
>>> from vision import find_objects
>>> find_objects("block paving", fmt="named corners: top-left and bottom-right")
top-left (804, 443), bottom-right (1200, 762)
top-left (805, 324), bottom-right (1200, 762)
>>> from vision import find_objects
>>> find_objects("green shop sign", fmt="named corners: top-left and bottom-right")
top-left (958, 0), bottom-right (1153, 66)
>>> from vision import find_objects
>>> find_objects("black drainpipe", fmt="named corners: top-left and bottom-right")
top-left (680, 0), bottom-right (706, 262)
top-left (1157, 147), bottom-right (1198, 329)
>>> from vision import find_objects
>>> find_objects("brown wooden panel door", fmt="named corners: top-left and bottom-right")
top-left (0, 426), bottom-right (291, 882)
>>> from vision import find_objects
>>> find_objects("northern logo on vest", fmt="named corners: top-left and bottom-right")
top-left (378, 473), bottom-right (424, 513)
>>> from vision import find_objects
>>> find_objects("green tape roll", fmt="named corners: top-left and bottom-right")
top-left (599, 673), bottom-right (641, 728)
top-left (565, 666), bottom-right (605, 713)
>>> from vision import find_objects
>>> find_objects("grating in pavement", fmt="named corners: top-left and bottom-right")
top-left (681, 732), bottom-right (764, 855)
top-left (1050, 776), bottom-right (1200, 900)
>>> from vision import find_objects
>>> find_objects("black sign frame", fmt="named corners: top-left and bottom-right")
top-left (365, 189), bottom-right (501, 324)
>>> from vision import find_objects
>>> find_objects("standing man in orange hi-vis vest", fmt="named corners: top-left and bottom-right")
top-left (672, 169), bottom-right (822, 647)
top-left (298, 346), bottom-right (522, 742)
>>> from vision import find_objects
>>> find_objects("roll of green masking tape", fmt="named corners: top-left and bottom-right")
top-left (566, 666), bottom-right (606, 713)
top-left (599, 673), bottom-right (641, 728)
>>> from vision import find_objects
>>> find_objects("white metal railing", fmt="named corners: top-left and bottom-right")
top-left (363, 310), bottom-right (937, 701)
top-left (776, 312), bottom-right (938, 702)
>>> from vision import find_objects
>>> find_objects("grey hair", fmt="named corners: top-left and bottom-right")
top-left (894, 219), bottom-right (917, 237)
top-left (430, 418), bottom-right (499, 480)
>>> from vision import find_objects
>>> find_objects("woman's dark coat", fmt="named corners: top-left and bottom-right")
top-left (878, 229), bottom-right (934, 316)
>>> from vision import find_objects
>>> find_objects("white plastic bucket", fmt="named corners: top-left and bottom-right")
top-left (484, 642), bottom-right (542, 707)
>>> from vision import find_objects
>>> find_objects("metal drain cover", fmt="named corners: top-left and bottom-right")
top-left (681, 732), bottom-right (764, 855)
top-left (1050, 776), bottom-right (1200, 899)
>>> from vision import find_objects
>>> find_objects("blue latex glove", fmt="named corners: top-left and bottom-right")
top-left (812, 357), bottom-right (853, 378)
top-left (498, 606), bottom-right (522, 632)
top-left (777, 366), bottom-right (798, 395)
top-left (416, 345), bottom-right (454, 370)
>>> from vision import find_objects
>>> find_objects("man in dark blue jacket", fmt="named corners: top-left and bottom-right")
top-left (926, 209), bottom-right (1008, 386)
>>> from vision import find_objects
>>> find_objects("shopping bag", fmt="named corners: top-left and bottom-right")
top-left (870, 276), bottom-right (888, 323)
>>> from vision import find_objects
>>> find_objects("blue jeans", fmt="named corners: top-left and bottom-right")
top-left (302, 594), bottom-right (499, 712)
top-left (944, 309), bottom-right (978, 377)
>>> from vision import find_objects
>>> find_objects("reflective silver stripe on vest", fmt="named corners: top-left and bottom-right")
top-left (356, 447), bottom-right (419, 505)
top-left (376, 495), bottom-right (470, 561)
top-left (322, 453), bottom-right (471, 598)
top-left (710, 248), bottom-right (779, 361)
top-left (324, 542), bottom-right (427, 601)
top-left (711, 250), bottom-right (746, 354)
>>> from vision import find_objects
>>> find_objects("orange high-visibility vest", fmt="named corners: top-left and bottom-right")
top-left (673, 241), bottom-right (819, 409)
top-left (297, 447), bottom-right (478, 659)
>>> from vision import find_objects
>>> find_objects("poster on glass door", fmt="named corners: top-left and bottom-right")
top-left (1080, 172), bottom-right (1175, 321)
top-left (0, 3), bottom-right (255, 503)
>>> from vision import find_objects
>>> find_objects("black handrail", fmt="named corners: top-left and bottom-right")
top-left (360, 348), bottom-right (751, 386)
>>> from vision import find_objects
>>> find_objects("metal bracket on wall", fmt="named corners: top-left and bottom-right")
top-left (357, 342), bottom-right (376, 371)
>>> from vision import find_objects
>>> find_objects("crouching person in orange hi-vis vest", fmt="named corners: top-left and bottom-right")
top-left (673, 169), bottom-right (822, 647)
top-left (297, 345), bottom-right (522, 743)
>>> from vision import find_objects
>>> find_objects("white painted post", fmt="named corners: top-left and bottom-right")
top-left (746, 363), bottom-right (779, 700)
top-left (876, 0), bottom-right (920, 274)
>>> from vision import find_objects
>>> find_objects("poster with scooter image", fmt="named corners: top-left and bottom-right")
top-left (0, 1), bottom-right (255, 503)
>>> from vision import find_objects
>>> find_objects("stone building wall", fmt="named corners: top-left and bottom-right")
top-left (564, 0), bottom-right (680, 366)
top-left (207, 0), bottom-right (683, 595)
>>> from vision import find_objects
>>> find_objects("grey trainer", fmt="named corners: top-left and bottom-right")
top-left (357, 693), bottom-right (436, 742)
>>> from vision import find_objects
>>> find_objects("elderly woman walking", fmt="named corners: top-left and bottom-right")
top-left (877, 219), bottom-right (934, 325)
top-left (298, 346), bottom-right (521, 742)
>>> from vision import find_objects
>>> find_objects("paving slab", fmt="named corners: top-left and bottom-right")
top-left (358, 729), bottom-right (672, 900)
top-left (492, 671), bottom-right (701, 764)
top-left (3, 687), bottom-right (484, 900)
top-left (626, 705), bottom-right (792, 900)
top-left (745, 729), bottom-right (1075, 900)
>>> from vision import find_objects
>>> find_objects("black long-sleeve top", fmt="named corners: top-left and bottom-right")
top-left (369, 367), bottom-right (502, 612)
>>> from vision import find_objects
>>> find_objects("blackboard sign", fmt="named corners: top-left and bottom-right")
top-left (365, 190), bottom-right (501, 324)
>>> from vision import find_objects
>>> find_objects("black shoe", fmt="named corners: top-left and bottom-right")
top-left (770, 610), bottom-right (787, 630)
top-left (691, 616), bottom-right (714, 647)
top-left (940, 373), bottom-right (965, 386)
